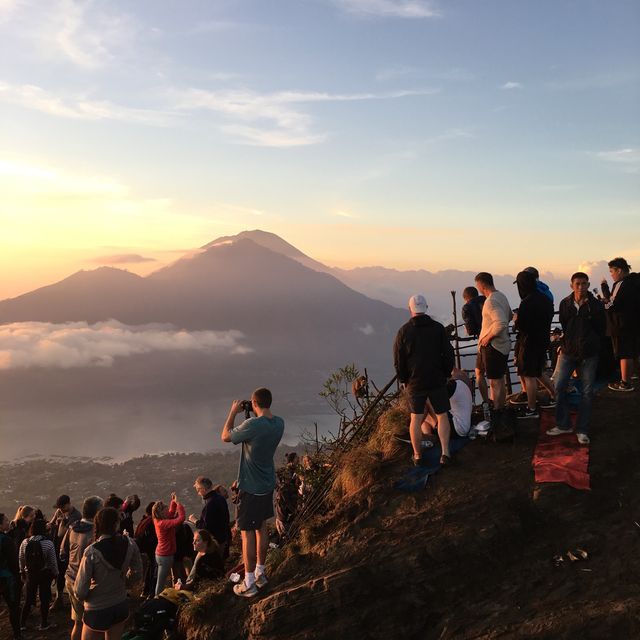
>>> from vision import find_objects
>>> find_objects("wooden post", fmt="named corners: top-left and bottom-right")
top-left (451, 290), bottom-right (462, 369)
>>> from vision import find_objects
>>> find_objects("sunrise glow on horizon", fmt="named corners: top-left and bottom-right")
top-left (1, 1), bottom-right (638, 300)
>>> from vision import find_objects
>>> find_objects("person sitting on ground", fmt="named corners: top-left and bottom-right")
top-left (152, 494), bottom-right (185, 596)
top-left (513, 271), bottom-right (555, 419)
top-left (602, 257), bottom-right (639, 391)
top-left (48, 494), bottom-right (82, 611)
top-left (474, 273), bottom-right (513, 421)
top-left (60, 496), bottom-right (104, 640)
top-left (134, 502), bottom-right (158, 599)
top-left (19, 518), bottom-right (58, 631)
top-left (394, 294), bottom-right (456, 466)
top-left (188, 476), bottom-right (231, 559)
top-left (0, 512), bottom-right (22, 640)
top-left (174, 530), bottom-right (224, 592)
top-left (275, 453), bottom-right (300, 540)
top-left (546, 272), bottom-right (605, 445)
top-left (221, 388), bottom-right (285, 598)
top-left (422, 368), bottom-right (474, 441)
top-left (73, 507), bottom-right (142, 640)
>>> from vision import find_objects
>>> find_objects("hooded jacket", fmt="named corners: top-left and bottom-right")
top-left (394, 314), bottom-right (455, 391)
top-left (515, 272), bottom-right (554, 348)
top-left (61, 519), bottom-right (94, 583)
top-left (559, 292), bottom-right (605, 359)
top-left (195, 491), bottom-right (231, 551)
top-left (461, 295), bottom-right (485, 337)
top-left (74, 534), bottom-right (142, 611)
top-left (605, 273), bottom-right (640, 337)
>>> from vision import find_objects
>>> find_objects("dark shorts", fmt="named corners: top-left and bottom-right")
top-left (237, 491), bottom-right (274, 531)
top-left (516, 341), bottom-right (547, 378)
top-left (480, 345), bottom-right (508, 379)
top-left (83, 601), bottom-right (129, 632)
top-left (409, 386), bottom-right (450, 415)
top-left (612, 335), bottom-right (639, 359)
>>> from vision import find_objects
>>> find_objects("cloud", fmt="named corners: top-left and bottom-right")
top-left (595, 148), bottom-right (640, 174)
top-left (501, 81), bottom-right (523, 90)
top-left (0, 82), bottom-right (172, 126)
top-left (0, 321), bottom-right (252, 370)
top-left (173, 87), bottom-right (437, 146)
top-left (333, 0), bottom-right (440, 18)
top-left (89, 254), bottom-right (157, 265)
top-left (358, 323), bottom-right (375, 335)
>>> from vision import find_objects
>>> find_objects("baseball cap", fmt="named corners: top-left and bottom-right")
top-left (514, 266), bottom-right (539, 284)
top-left (408, 294), bottom-right (428, 314)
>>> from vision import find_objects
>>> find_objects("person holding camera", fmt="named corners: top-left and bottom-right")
top-left (221, 388), bottom-right (284, 598)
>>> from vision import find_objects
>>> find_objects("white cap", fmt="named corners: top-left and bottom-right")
top-left (408, 294), bottom-right (428, 314)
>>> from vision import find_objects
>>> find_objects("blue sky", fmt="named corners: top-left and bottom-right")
top-left (0, 0), bottom-right (638, 298)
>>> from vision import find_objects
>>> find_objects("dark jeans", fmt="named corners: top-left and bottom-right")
top-left (0, 575), bottom-right (22, 638)
top-left (554, 353), bottom-right (598, 435)
top-left (21, 571), bottom-right (53, 627)
top-left (55, 557), bottom-right (67, 599)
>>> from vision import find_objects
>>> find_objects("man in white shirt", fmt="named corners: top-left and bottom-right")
top-left (475, 272), bottom-right (513, 410)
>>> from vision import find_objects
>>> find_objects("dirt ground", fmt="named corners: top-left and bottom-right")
top-left (2, 387), bottom-right (639, 640)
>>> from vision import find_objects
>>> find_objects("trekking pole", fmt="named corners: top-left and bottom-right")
top-left (451, 290), bottom-right (462, 369)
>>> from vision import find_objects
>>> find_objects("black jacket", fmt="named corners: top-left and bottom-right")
top-left (0, 532), bottom-right (19, 577)
top-left (196, 492), bottom-right (231, 551)
top-left (461, 295), bottom-right (485, 337)
top-left (559, 293), bottom-right (605, 359)
top-left (515, 291), bottom-right (554, 348)
top-left (393, 314), bottom-right (455, 391)
top-left (605, 273), bottom-right (640, 337)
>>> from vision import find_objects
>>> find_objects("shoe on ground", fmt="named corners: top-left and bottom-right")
top-left (546, 426), bottom-right (573, 436)
top-left (539, 399), bottom-right (556, 409)
top-left (255, 573), bottom-right (268, 589)
top-left (608, 380), bottom-right (634, 392)
top-left (233, 581), bottom-right (258, 598)
top-left (439, 454), bottom-right (454, 466)
top-left (517, 407), bottom-right (540, 419)
top-left (577, 433), bottom-right (590, 445)
top-left (38, 623), bottom-right (56, 631)
top-left (509, 392), bottom-right (528, 405)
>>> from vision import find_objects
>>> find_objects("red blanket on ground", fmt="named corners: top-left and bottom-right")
top-left (532, 412), bottom-right (590, 491)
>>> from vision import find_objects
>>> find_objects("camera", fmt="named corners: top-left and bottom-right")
top-left (240, 399), bottom-right (253, 418)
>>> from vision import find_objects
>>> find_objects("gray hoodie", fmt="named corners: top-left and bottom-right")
top-left (74, 534), bottom-right (142, 611)
top-left (61, 519), bottom-right (94, 584)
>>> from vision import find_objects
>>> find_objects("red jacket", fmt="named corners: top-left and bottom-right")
top-left (153, 501), bottom-right (185, 557)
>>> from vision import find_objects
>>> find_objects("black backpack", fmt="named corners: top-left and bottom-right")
top-left (25, 538), bottom-right (45, 575)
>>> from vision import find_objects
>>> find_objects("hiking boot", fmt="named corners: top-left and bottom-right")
top-left (608, 380), bottom-right (634, 392)
top-left (576, 433), bottom-right (590, 445)
top-left (255, 573), bottom-right (268, 589)
top-left (546, 426), bottom-right (572, 436)
top-left (233, 581), bottom-right (258, 598)
top-left (517, 407), bottom-right (539, 419)
top-left (509, 392), bottom-right (528, 406)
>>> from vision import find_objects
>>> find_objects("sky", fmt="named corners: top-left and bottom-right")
top-left (1, 0), bottom-right (638, 299)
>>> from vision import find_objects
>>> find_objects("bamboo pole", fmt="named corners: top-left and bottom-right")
top-left (451, 290), bottom-right (462, 369)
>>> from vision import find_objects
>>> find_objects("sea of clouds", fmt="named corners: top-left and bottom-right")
top-left (0, 320), bottom-right (252, 369)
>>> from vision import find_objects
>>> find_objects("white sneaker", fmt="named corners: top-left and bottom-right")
top-left (233, 581), bottom-right (258, 598)
top-left (546, 426), bottom-right (572, 436)
top-left (577, 433), bottom-right (590, 445)
top-left (255, 573), bottom-right (268, 589)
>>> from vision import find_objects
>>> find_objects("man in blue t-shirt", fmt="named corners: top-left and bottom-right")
top-left (221, 387), bottom-right (284, 598)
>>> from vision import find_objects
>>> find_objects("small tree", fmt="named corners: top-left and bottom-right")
top-left (319, 363), bottom-right (362, 427)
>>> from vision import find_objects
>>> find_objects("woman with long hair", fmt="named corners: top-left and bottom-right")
top-left (152, 493), bottom-right (185, 596)
top-left (73, 507), bottom-right (142, 640)
top-left (175, 529), bottom-right (224, 592)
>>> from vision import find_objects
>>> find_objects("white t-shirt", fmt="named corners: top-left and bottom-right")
top-left (449, 379), bottom-right (473, 437)
top-left (479, 290), bottom-right (512, 356)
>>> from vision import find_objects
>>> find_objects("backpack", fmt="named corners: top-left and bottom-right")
top-left (25, 538), bottom-right (45, 575)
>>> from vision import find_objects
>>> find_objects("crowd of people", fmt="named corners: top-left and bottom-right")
top-left (395, 258), bottom-right (640, 464)
top-left (1, 258), bottom-right (638, 636)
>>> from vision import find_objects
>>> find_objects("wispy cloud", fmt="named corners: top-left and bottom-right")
top-left (0, 321), bottom-right (252, 370)
top-left (0, 81), bottom-right (172, 125)
top-left (172, 87), bottom-right (437, 146)
top-left (501, 81), bottom-right (523, 90)
top-left (334, 0), bottom-right (441, 19)
top-left (89, 254), bottom-right (157, 265)
top-left (595, 148), bottom-right (640, 174)
top-left (332, 209), bottom-right (360, 219)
